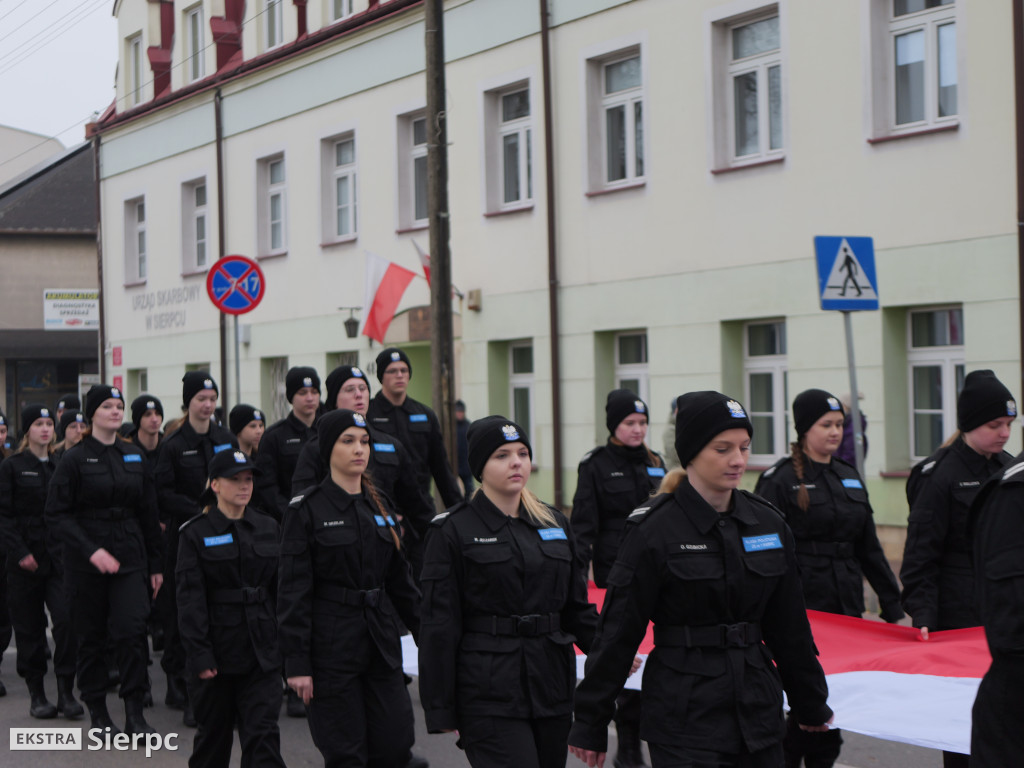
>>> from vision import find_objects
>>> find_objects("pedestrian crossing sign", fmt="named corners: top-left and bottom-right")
top-left (814, 236), bottom-right (879, 311)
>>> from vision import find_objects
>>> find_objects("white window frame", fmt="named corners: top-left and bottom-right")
top-left (127, 33), bottom-right (143, 107)
top-left (330, 0), bottom-right (354, 22)
top-left (726, 11), bottom-right (782, 162)
top-left (614, 331), bottom-right (649, 403)
top-left (743, 320), bottom-right (788, 464)
top-left (509, 341), bottom-right (536, 462)
top-left (320, 132), bottom-right (357, 243)
top-left (257, 154), bottom-right (287, 257)
top-left (124, 196), bottom-right (147, 284)
top-left (181, 178), bottom-right (209, 274)
top-left (396, 110), bottom-right (428, 230)
top-left (907, 306), bottom-right (964, 460)
top-left (185, 5), bottom-right (204, 83)
top-left (496, 85), bottom-right (533, 209)
top-left (265, 0), bottom-right (284, 50)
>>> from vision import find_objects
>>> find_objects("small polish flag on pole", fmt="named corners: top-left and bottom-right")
top-left (360, 252), bottom-right (416, 344)
top-left (412, 240), bottom-right (431, 286)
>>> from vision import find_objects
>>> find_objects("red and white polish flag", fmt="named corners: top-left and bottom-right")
top-left (412, 240), bottom-right (431, 286)
top-left (360, 252), bottom-right (416, 344)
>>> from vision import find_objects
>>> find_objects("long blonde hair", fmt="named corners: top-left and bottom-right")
top-left (657, 467), bottom-right (688, 495)
top-left (790, 439), bottom-right (812, 512)
top-left (363, 472), bottom-right (402, 550)
top-left (16, 434), bottom-right (55, 456)
top-left (473, 486), bottom-right (559, 528)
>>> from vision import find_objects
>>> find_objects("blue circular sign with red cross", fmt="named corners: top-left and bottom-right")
top-left (206, 255), bottom-right (266, 315)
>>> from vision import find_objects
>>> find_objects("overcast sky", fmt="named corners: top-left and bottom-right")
top-left (0, 0), bottom-right (119, 148)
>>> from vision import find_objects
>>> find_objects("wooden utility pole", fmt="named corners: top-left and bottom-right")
top-left (425, 0), bottom-right (458, 467)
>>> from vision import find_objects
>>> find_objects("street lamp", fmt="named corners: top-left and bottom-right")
top-left (338, 306), bottom-right (361, 339)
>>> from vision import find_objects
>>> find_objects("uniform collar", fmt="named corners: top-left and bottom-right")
top-left (470, 490), bottom-right (536, 531)
top-left (675, 478), bottom-right (758, 533)
top-left (953, 435), bottom-right (1004, 473)
top-left (320, 478), bottom-right (360, 510)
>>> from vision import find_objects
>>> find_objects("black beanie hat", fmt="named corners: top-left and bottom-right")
top-left (325, 365), bottom-right (370, 411)
top-left (85, 384), bottom-right (125, 421)
top-left (286, 366), bottom-right (321, 403)
top-left (56, 394), bottom-right (80, 412)
top-left (21, 403), bottom-right (54, 430)
top-left (674, 391), bottom-right (753, 468)
top-left (957, 370), bottom-right (1017, 432)
top-left (606, 389), bottom-right (649, 434)
top-left (317, 409), bottom-right (370, 468)
top-left (467, 415), bottom-right (532, 481)
top-left (792, 389), bottom-right (845, 437)
top-left (199, 449), bottom-right (259, 507)
top-left (229, 404), bottom-right (265, 436)
top-left (375, 348), bottom-right (412, 382)
top-left (130, 394), bottom-right (164, 427)
top-left (0, 410), bottom-right (6, 427)
top-left (182, 371), bottom-right (218, 408)
top-left (59, 409), bottom-right (85, 432)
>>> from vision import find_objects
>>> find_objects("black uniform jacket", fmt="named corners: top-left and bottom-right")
top-left (156, 421), bottom-right (238, 528)
top-left (277, 480), bottom-right (421, 679)
top-left (44, 436), bottom-right (163, 575)
top-left (569, 481), bottom-right (831, 754)
top-left (256, 412), bottom-right (316, 522)
top-left (572, 442), bottom-right (664, 586)
top-left (367, 392), bottom-right (463, 507)
top-left (127, 430), bottom-right (163, 465)
top-left (418, 494), bottom-right (598, 733)
top-left (0, 451), bottom-right (59, 573)
top-left (291, 428), bottom-right (435, 538)
top-left (755, 455), bottom-right (903, 622)
top-left (900, 438), bottom-right (1011, 630)
top-left (176, 506), bottom-right (281, 678)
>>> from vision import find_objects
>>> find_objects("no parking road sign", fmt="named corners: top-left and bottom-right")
top-left (206, 254), bottom-right (265, 315)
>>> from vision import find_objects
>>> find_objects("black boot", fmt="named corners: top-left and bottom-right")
top-left (613, 718), bottom-right (649, 768)
top-left (286, 687), bottom-right (306, 718)
top-left (183, 698), bottom-right (197, 727)
top-left (56, 676), bottom-right (84, 720)
top-left (87, 699), bottom-right (121, 735)
top-left (124, 697), bottom-right (157, 735)
top-left (0, 677), bottom-right (6, 696)
top-left (27, 678), bottom-right (58, 719)
top-left (164, 673), bottom-right (186, 709)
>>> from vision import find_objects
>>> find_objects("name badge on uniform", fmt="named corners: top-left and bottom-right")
top-left (204, 534), bottom-right (234, 547)
top-left (374, 443), bottom-right (396, 453)
top-left (743, 534), bottom-right (783, 552)
top-left (539, 528), bottom-right (567, 541)
top-left (213, 444), bottom-right (233, 454)
top-left (841, 479), bottom-right (863, 489)
top-left (409, 414), bottom-right (428, 423)
top-left (374, 515), bottom-right (396, 527)
top-left (646, 466), bottom-right (666, 477)
top-left (123, 454), bottom-right (142, 463)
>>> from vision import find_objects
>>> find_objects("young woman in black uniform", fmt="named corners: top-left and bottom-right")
top-left (0, 409), bottom-right (9, 697)
top-left (0, 404), bottom-right (82, 719)
top-left (754, 389), bottom-right (902, 768)
top-left (569, 392), bottom-right (832, 768)
top-left (176, 449), bottom-right (285, 768)
top-left (419, 416), bottom-right (600, 768)
top-left (229, 404), bottom-right (265, 458)
top-left (44, 384), bottom-right (163, 734)
top-left (278, 408), bottom-right (421, 768)
top-left (572, 389), bottom-right (662, 768)
top-left (54, 410), bottom-right (85, 458)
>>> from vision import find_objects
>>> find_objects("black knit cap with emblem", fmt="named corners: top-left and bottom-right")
top-left (130, 394), bottom-right (164, 427)
top-left (182, 371), bottom-right (218, 409)
top-left (674, 391), bottom-right (753, 469)
top-left (285, 366), bottom-right (321, 403)
top-left (792, 389), bottom-right (845, 438)
top-left (605, 388), bottom-right (648, 434)
top-left (21, 403), bottom-right (53, 429)
top-left (324, 365), bottom-right (371, 411)
top-left (229, 404), bottom-right (264, 436)
top-left (467, 415), bottom-right (532, 481)
top-left (375, 347), bottom-right (412, 382)
top-left (957, 370), bottom-right (1017, 433)
top-left (85, 384), bottom-right (125, 421)
top-left (317, 409), bottom-right (370, 468)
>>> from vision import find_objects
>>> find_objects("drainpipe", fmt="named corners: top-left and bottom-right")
top-left (93, 134), bottom-right (106, 383)
top-left (1015, 1), bottom-right (1024, 400)
top-left (215, 88), bottom-right (230, 412)
top-left (539, 0), bottom-right (563, 508)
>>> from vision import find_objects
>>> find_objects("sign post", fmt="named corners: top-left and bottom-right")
top-left (814, 236), bottom-right (879, 479)
top-left (206, 255), bottom-right (265, 406)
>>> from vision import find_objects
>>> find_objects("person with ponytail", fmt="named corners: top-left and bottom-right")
top-left (570, 392), bottom-right (832, 768)
top-left (754, 388), bottom-right (901, 768)
top-left (278, 408), bottom-right (422, 768)
top-left (176, 449), bottom-right (285, 768)
top-left (571, 389), bottom-right (662, 768)
top-left (419, 416), bottom-right (600, 768)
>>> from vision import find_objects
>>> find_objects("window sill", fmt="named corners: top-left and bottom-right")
top-left (124, 279), bottom-right (147, 288)
top-left (395, 224), bottom-right (429, 234)
top-left (484, 203), bottom-right (534, 218)
top-left (711, 156), bottom-right (785, 175)
top-left (879, 470), bottom-right (911, 478)
top-left (320, 236), bottom-right (358, 248)
top-left (867, 122), bottom-right (959, 145)
top-left (585, 180), bottom-right (646, 198)
top-left (256, 251), bottom-right (288, 261)
top-left (181, 267), bottom-right (209, 278)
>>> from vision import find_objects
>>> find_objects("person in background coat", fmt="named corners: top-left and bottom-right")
top-left (454, 400), bottom-right (473, 495)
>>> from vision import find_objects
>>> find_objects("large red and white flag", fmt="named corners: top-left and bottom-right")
top-left (360, 252), bottom-right (416, 344)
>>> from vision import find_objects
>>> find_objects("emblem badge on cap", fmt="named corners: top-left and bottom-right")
top-left (502, 424), bottom-right (520, 441)
top-left (353, 413), bottom-right (367, 427)
top-left (303, 377), bottom-right (313, 387)
top-left (390, 352), bottom-right (401, 361)
top-left (827, 397), bottom-right (841, 410)
top-left (203, 379), bottom-right (214, 389)
top-left (146, 401), bottom-right (155, 410)
top-left (233, 451), bottom-right (247, 463)
top-left (254, 410), bottom-right (262, 420)
top-left (1009, 400), bottom-right (1018, 417)
top-left (111, 387), bottom-right (121, 398)
top-left (75, 414), bottom-right (84, 423)
top-left (634, 400), bottom-right (645, 413)
top-left (40, 409), bottom-right (50, 417)
top-left (353, 368), bottom-right (364, 377)
top-left (726, 400), bottom-right (747, 418)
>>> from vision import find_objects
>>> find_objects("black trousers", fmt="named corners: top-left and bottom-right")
top-left (187, 666), bottom-right (285, 768)
top-left (160, 525), bottom-right (186, 679)
top-left (0, 566), bottom-right (13, 674)
top-left (68, 568), bottom-right (149, 703)
top-left (648, 740), bottom-right (784, 768)
top-left (306, 659), bottom-right (415, 768)
top-left (8, 565), bottom-right (75, 680)
top-left (782, 713), bottom-right (841, 768)
top-left (458, 714), bottom-right (571, 768)
top-left (971, 654), bottom-right (1024, 768)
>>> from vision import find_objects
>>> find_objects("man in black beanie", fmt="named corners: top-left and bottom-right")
top-left (126, 395), bottom-right (164, 464)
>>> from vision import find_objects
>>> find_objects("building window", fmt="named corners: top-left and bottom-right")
top-left (261, 356), bottom-right (290, 423)
top-left (728, 13), bottom-right (782, 160)
top-left (588, 50), bottom-right (644, 188)
top-left (265, 0), bottom-right (283, 50)
top-left (614, 331), bottom-right (649, 402)
top-left (124, 197), bottom-right (147, 283)
top-left (182, 179), bottom-right (208, 273)
top-left (908, 306), bottom-right (964, 459)
top-left (498, 87), bottom-right (532, 207)
top-left (397, 111), bottom-right (428, 229)
top-left (258, 154), bottom-right (287, 256)
top-left (331, 0), bottom-right (354, 21)
top-left (510, 342), bottom-right (535, 456)
top-left (321, 134), bottom-right (357, 242)
top-left (744, 320), bottom-right (788, 462)
top-left (185, 5), bottom-right (204, 83)
top-left (127, 34), bottom-right (143, 106)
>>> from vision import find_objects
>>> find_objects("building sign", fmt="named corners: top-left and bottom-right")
top-left (43, 289), bottom-right (99, 331)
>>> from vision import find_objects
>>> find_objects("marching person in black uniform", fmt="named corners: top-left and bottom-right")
top-left (256, 366), bottom-right (321, 523)
top-left (900, 370), bottom-right (1015, 768)
top-left (54, 394), bottom-right (80, 442)
top-left (0, 409), bottom-right (10, 697)
top-left (176, 449), bottom-right (285, 768)
top-left (754, 388), bottom-right (901, 768)
top-left (54, 409), bottom-right (86, 458)
top-left (44, 384), bottom-right (163, 734)
top-left (156, 372), bottom-right (237, 725)
top-left (569, 392), bottom-right (833, 768)
top-left (128, 395), bottom-right (164, 463)
top-left (368, 347), bottom-right (463, 509)
top-left (230, 404), bottom-right (266, 459)
top-left (0, 404), bottom-right (82, 719)
top-left (419, 416), bottom-right (599, 768)
top-left (572, 389), bottom-right (663, 768)
top-left (278, 408), bottom-right (422, 768)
